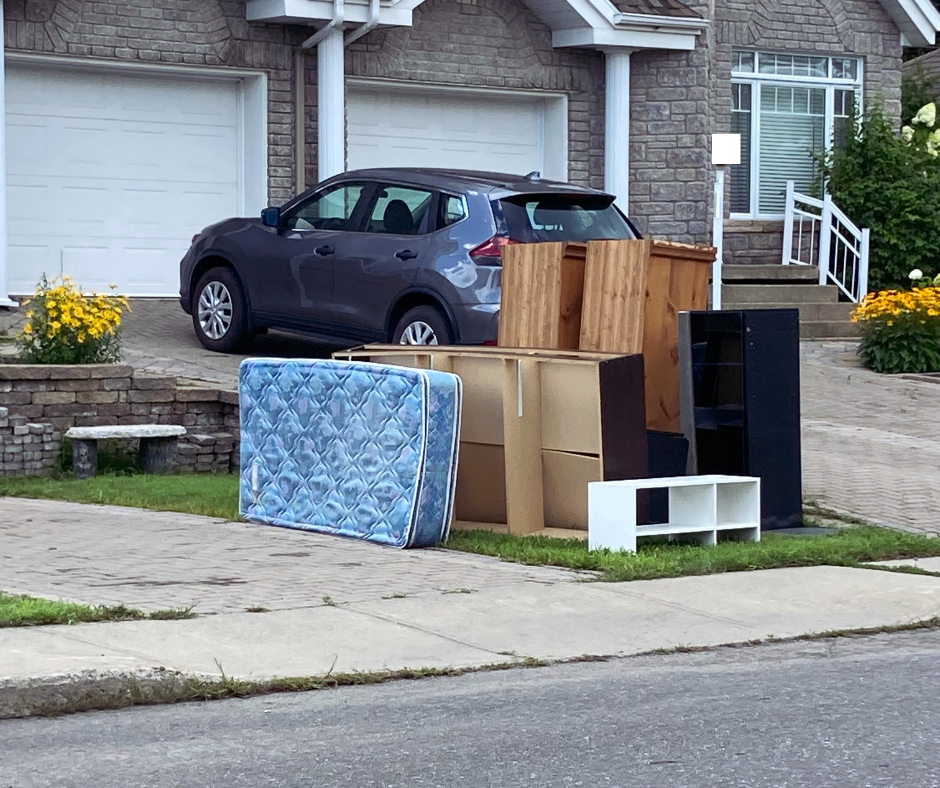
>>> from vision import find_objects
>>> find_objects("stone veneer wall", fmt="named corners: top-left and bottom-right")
top-left (0, 364), bottom-right (241, 475)
top-left (0, 406), bottom-right (61, 477)
top-left (705, 0), bottom-right (905, 263)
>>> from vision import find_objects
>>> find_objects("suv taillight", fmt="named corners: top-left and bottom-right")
top-left (469, 235), bottom-right (518, 265)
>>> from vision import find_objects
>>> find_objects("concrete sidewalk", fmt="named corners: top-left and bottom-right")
top-left (5, 499), bottom-right (940, 718)
top-left (4, 564), bottom-right (940, 718)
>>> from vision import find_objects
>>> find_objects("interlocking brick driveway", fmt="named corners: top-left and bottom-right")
top-left (800, 342), bottom-right (940, 535)
top-left (3, 299), bottom-right (940, 534)
top-left (0, 499), bottom-right (579, 614)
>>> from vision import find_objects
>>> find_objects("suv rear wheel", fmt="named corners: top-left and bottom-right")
top-left (392, 305), bottom-right (454, 346)
top-left (192, 267), bottom-right (253, 353)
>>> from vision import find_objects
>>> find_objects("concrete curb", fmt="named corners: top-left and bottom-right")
top-left (0, 667), bottom-right (200, 720)
top-left (7, 615), bottom-right (940, 720)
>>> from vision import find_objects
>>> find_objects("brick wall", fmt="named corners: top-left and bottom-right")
top-left (706, 0), bottom-right (904, 262)
top-left (630, 45), bottom-right (711, 241)
top-left (0, 364), bottom-right (241, 474)
top-left (0, 406), bottom-right (60, 477)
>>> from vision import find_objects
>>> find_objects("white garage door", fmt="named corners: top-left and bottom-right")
top-left (348, 86), bottom-right (551, 177)
top-left (6, 64), bottom-right (241, 296)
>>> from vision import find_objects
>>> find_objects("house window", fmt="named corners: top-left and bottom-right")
top-left (730, 50), bottom-right (862, 217)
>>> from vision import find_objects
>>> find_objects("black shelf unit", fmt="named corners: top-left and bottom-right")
top-left (684, 309), bottom-right (802, 530)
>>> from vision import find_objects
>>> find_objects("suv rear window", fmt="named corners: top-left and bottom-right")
top-left (495, 194), bottom-right (636, 243)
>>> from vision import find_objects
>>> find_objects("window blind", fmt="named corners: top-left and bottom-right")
top-left (758, 87), bottom-right (825, 213)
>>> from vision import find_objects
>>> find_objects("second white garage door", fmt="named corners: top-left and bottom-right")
top-left (347, 85), bottom-right (566, 180)
top-left (6, 63), bottom-right (243, 297)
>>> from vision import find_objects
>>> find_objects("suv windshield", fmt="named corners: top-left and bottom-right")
top-left (495, 193), bottom-right (636, 243)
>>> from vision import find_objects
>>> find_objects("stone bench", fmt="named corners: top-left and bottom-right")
top-left (64, 425), bottom-right (186, 479)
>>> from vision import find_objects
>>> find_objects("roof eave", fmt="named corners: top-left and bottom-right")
top-left (881, 0), bottom-right (940, 46)
top-left (612, 11), bottom-right (708, 31)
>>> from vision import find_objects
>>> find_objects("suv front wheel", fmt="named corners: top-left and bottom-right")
top-left (392, 305), bottom-right (454, 346)
top-left (192, 267), bottom-right (253, 353)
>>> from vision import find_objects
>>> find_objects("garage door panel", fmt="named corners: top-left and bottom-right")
top-left (348, 88), bottom-right (545, 175)
top-left (123, 247), bottom-right (177, 290)
top-left (62, 246), bottom-right (110, 286)
top-left (7, 182), bottom-right (48, 231)
top-left (8, 245), bottom-right (50, 293)
top-left (7, 64), bottom-right (241, 296)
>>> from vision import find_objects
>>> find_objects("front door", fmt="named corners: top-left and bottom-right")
top-left (332, 184), bottom-right (436, 340)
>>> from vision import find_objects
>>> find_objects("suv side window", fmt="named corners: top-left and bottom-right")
top-left (365, 185), bottom-right (434, 236)
top-left (438, 194), bottom-right (467, 230)
top-left (283, 183), bottom-right (367, 232)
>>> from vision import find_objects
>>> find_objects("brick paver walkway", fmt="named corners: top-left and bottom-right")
top-left (800, 342), bottom-right (940, 534)
top-left (0, 499), bottom-right (578, 614)
top-left (5, 300), bottom-right (940, 534)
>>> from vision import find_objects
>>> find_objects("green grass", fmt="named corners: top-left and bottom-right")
top-left (445, 528), bottom-right (940, 582)
top-left (3, 472), bottom-right (940, 583)
top-left (0, 591), bottom-right (195, 627)
top-left (0, 472), bottom-right (240, 520)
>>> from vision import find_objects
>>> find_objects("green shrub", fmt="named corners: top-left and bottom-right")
top-left (16, 275), bottom-right (129, 364)
top-left (902, 64), bottom-right (939, 126)
top-left (853, 283), bottom-right (940, 374)
top-left (819, 106), bottom-right (940, 292)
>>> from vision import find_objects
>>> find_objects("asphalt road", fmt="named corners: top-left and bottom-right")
top-left (3, 630), bottom-right (940, 788)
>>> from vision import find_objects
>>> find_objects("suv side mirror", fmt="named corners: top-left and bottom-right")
top-left (261, 207), bottom-right (281, 228)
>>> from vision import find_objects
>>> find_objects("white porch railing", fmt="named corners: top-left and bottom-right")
top-left (782, 180), bottom-right (870, 303)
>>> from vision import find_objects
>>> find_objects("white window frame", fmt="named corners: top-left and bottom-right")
top-left (730, 50), bottom-right (863, 220)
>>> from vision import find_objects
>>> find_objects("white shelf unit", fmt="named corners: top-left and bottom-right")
top-left (588, 475), bottom-right (761, 553)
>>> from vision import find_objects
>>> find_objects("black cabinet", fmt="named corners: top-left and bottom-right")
top-left (683, 309), bottom-right (802, 530)
top-left (645, 430), bottom-right (690, 524)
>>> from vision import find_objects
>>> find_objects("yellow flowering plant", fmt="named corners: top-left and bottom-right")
top-left (852, 275), bottom-right (940, 373)
top-left (16, 275), bottom-right (130, 364)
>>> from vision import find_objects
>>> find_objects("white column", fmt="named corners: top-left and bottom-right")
top-left (604, 49), bottom-right (632, 212)
top-left (711, 168), bottom-right (724, 310)
top-left (0, 0), bottom-right (15, 308)
top-left (317, 28), bottom-right (345, 181)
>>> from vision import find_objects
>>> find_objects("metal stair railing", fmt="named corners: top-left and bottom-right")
top-left (782, 180), bottom-right (870, 303)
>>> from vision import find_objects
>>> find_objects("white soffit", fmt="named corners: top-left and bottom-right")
top-left (880, 0), bottom-right (940, 46)
top-left (248, 0), bottom-right (706, 51)
top-left (246, 0), bottom-right (416, 26)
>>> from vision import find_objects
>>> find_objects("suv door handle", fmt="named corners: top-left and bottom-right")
top-left (396, 250), bottom-right (418, 261)
top-left (314, 245), bottom-right (334, 256)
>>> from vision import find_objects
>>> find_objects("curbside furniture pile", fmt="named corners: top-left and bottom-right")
top-left (0, 363), bottom-right (240, 476)
top-left (230, 237), bottom-right (799, 551)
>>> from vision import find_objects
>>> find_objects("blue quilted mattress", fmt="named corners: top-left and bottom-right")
top-left (239, 358), bottom-right (462, 548)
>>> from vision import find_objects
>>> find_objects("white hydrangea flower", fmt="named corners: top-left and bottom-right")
top-left (902, 125), bottom-right (915, 144)
top-left (910, 268), bottom-right (924, 280)
top-left (913, 103), bottom-right (937, 127)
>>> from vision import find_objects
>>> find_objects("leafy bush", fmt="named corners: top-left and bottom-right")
top-left (853, 276), bottom-right (940, 374)
top-left (16, 275), bottom-right (130, 364)
top-left (902, 64), bottom-right (939, 126)
top-left (819, 104), bottom-right (940, 292)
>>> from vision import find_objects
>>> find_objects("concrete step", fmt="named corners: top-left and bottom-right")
top-left (720, 302), bottom-right (855, 322)
top-left (722, 265), bottom-right (820, 283)
top-left (722, 283), bottom-right (841, 304)
top-left (800, 320), bottom-right (860, 340)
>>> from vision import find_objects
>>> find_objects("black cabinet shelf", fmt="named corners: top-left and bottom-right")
top-left (682, 309), bottom-right (802, 531)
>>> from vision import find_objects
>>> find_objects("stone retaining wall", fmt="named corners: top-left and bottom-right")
top-left (0, 406), bottom-right (61, 477)
top-left (0, 364), bottom-right (240, 474)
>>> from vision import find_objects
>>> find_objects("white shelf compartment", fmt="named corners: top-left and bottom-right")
top-left (588, 475), bottom-right (761, 553)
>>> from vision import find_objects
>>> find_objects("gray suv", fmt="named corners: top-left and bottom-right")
top-left (179, 168), bottom-right (638, 352)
